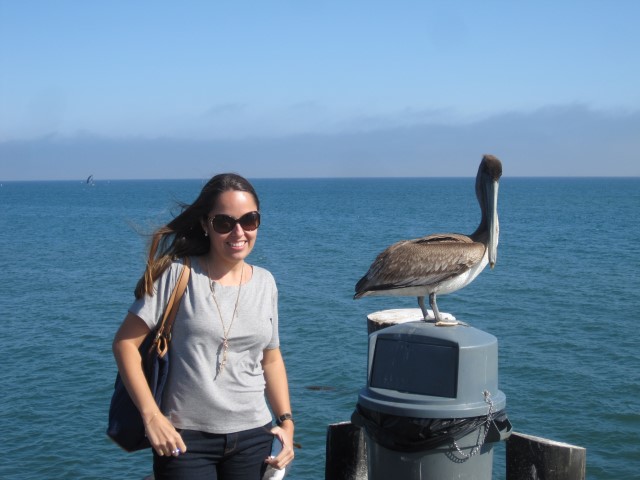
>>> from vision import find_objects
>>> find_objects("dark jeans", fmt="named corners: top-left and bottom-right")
top-left (153, 423), bottom-right (274, 480)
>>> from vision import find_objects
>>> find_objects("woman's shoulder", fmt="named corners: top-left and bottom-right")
top-left (250, 264), bottom-right (276, 284)
top-left (168, 256), bottom-right (191, 273)
top-left (160, 256), bottom-right (192, 286)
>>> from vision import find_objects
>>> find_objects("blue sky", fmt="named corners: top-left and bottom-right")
top-left (1, 1), bottom-right (639, 179)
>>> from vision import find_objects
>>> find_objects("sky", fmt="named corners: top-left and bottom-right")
top-left (1, 0), bottom-right (639, 180)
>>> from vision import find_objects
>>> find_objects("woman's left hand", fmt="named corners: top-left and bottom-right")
top-left (265, 423), bottom-right (295, 470)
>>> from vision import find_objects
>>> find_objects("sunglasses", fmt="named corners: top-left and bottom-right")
top-left (208, 211), bottom-right (261, 234)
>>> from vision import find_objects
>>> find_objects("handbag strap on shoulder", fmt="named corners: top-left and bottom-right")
top-left (154, 257), bottom-right (191, 356)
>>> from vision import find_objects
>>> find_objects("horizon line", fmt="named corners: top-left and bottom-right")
top-left (2, 175), bottom-right (639, 183)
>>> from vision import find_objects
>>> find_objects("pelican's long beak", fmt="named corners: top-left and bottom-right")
top-left (487, 180), bottom-right (499, 268)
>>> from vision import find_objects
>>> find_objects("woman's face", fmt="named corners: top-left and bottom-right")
top-left (204, 190), bottom-right (259, 265)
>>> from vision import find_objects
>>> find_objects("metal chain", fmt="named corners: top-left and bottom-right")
top-left (452, 390), bottom-right (495, 459)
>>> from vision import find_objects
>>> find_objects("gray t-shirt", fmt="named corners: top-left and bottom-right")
top-left (129, 257), bottom-right (279, 434)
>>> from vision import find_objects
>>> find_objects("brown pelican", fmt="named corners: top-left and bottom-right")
top-left (354, 155), bottom-right (502, 326)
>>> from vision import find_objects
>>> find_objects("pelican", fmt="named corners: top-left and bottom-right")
top-left (354, 155), bottom-right (502, 326)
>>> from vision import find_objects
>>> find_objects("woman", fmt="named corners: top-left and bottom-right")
top-left (113, 173), bottom-right (294, 479)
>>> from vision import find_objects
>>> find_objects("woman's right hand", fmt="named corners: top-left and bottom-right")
top-left (144, 412), bottom-right (187, 457)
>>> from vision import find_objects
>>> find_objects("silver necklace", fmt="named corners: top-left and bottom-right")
top-left (206, 261), bottom-right (244, 375)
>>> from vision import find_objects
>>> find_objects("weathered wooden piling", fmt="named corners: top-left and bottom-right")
top-left (325, 422), bottom-right (367, 480)
top-left (506, 432), bottom-right (586, 480)
top-left (366, 308), bottom-right (425, 334)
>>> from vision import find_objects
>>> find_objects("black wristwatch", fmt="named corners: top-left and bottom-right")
top-left (276, 413), bottom-right (294, 426)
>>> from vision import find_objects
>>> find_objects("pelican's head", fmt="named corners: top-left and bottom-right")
top-left (477, 155), bottom-right (502, 268)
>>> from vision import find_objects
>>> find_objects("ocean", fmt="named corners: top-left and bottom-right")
top-left (0, 176), bottom-right (638, 479)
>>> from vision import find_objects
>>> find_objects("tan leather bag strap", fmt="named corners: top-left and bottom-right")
top-left (153, 257), bottom-right (191, 357)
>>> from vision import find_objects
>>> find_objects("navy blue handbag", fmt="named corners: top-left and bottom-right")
top-left (107, 259), bottom-right (191, 452)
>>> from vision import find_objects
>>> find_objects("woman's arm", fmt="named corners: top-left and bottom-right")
top-left (262, 347), bottom-right (295, 469)
top-left (112, 312), bottom-right (186, 456)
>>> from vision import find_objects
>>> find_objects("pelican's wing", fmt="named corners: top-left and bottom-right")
top-left (355, 234), bottom-right (486, 294)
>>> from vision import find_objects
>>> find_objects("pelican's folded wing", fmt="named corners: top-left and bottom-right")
top-left (357, 234), bottom-right (485, 293)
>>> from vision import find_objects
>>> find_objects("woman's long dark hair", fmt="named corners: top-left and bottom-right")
top-left (135, 173), bottom-right (260, 298)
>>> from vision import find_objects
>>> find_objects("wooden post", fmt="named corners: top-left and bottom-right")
top-left (366, 308), bottom-right (424, 334)
top-left (325, 422), bottom-right (368, 480)
top-left (366, 308), bottom-right (461, 334)
top-left (506, 432), bottom-right (586, 480)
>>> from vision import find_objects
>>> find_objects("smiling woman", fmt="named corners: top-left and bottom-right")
top-left (201, 191), bottom-right (261, 272)
top-left (111, 173), bottom-right (295, 479)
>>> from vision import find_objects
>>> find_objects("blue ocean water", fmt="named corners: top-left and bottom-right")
top-left (0, 177), bottom-right (638, 479)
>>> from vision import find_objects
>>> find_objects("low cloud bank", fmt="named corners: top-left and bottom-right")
top-left (1, 105), bottom-right (638, 180)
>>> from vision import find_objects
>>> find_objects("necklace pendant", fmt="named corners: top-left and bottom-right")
top-left (219, 338), bottom-right (229, 373)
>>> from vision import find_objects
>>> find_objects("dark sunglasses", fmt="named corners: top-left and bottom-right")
top-left (208, 211), bottom-right (261, 234)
